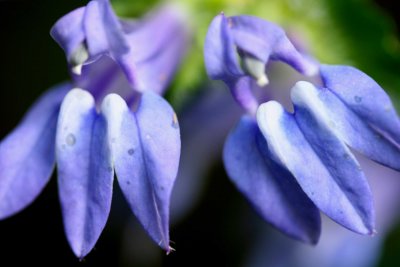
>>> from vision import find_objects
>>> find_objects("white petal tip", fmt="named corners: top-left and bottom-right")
top-left (291, 81), bottom-right (316, 103)
top-left (100, 93), bottom-right (128, 115)
top-left (257, 101), bottom-right (284, 121)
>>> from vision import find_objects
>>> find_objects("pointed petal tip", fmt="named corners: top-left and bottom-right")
top-left (350, 224), bottom-right (376, 236)
top-left (282, 223), bottom-right (321, 246)
top-left (166, 245), bottom-right (175, 255)
top-left (69, 241), bottom-right (88, 260)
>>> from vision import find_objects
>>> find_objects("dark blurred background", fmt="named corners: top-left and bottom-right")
top-left (0, 0), bottom-right (400, 266)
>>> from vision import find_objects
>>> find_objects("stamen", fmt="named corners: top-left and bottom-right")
top-left (69, 43), bottom-right (89, 75)
top-left (241, 55), bottom-right (269, 87)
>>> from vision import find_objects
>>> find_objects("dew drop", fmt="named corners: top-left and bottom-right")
top-left (343, 153), bottom-right (351, 160)
top-left (354, 95), bottom-right (362, 103)
top-left (66, 134), bottom-right (76, 146)
top-left (172, 113), bottom-right (179, 129)
top-left (128, 148), bottom-right (135, 155)
top-left (107, 166), bottom-right (113, 172)
top-left (126, 181), bottom-right (131, 185)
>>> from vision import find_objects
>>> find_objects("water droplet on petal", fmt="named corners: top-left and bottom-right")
top-left (172, 113), bottom-right (179, 129)
top-left (66, 134), bottom-right (76, 146)
top-left (343, 153), bottom-right (351, 160)
top-left (128, 148), bottom-right (135, 155)
top-left (107, 166), bottom-right (113, 172)
top-left (354, 96), bottom-right (362, 103)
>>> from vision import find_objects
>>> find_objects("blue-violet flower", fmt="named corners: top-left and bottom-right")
top-left (0, 0), bottom-right (188, 258)
top-left (204, 13), bottom-right (400, 244)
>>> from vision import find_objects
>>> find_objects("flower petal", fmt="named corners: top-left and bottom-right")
top-left (133, 17), bottom-right (188, 94)
top-left (301, 80), bottom-right (400, 170)
top-left (229, 15), bottom-right (318, 76)
top-left (224, 116), bottom-right (321, 243)
top-left (320, 64), bottom-right (400, 145)
top-left (204, 13), bottom-right (243, 81)
top-left (205, 15), bottom-right (260, 113)
top-left (101, 92), bottom-right (180, 252)
top-left (125, 6), bottom-right (186, 63)
top-left (56, 89), bottom-right (113, 258)
top-left (83, 0), bottom-right (129, 59)
top-left (0, 83), bottom-right (69, 219)
top-left (50, 7), bottom-right (86, 60)
top-left (225, 76), bottom-right (259, 114)
top-left (257, 99), bottom-right (375, 235)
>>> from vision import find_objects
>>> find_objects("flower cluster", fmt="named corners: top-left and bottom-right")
top-left (204, 13), bottom-right (400, 243)
top-left (0, 0), bottom-right (187, 258)
top-left (1, 0), bottom-right (400, 261)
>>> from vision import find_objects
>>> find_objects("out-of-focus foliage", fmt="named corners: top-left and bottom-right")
top-left (113, 0), bottom-right (400, 108)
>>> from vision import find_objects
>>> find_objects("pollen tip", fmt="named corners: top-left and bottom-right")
top-left (71, 64), bottom-right (83, 75)
top-left (257, 75), bottom-right (269, 87)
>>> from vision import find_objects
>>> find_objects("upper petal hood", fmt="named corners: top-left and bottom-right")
top-left (51, 0), bottom-right (188, 94)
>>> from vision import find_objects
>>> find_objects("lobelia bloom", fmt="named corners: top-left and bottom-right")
top-left (204, 13), bottom-right (400, 244)
top-left (0, 0), bottom-right (188, 258)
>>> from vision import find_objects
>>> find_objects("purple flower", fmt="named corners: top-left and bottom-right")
top-left (204, 13), bottom-right (400, 244)
top-left (0, 0), bottom-right (187, 258)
